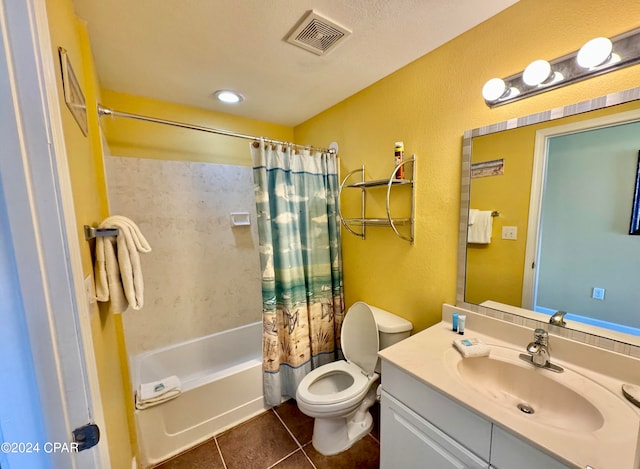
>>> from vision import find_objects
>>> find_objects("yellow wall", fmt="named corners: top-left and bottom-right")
top-left (466, 100), bottom-right (640, 306)
top-left (100, 89), bottom-right (294, 165)
top-left (45, 1), bottom-right (133, 467)
top-left (294, 0), bottom-right (640, 332)
top-left (466, 128), bottom-right (534, 306)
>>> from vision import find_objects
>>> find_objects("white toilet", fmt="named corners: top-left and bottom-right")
top-left (295, 301), bottom-right (413, 456)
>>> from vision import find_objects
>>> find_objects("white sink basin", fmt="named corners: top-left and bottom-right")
top-left (446, 345), bottom-right (612, 432)
top-left (378, 312), bottom-right (640, 468)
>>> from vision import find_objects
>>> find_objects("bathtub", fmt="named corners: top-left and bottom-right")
top-left (132, 322), bottom-right (266, 468)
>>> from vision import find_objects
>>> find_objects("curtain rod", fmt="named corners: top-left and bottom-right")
top-left (97, 104), bottom-right (336, 155)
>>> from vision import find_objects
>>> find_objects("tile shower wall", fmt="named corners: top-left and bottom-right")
top-left (105, 155), bottom-right (262, 355)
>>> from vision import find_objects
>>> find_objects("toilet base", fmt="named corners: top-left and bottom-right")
top-left (310, 387), bottom-right (377, 456)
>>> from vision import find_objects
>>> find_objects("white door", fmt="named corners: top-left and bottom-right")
top-left (0, 0), bottom-right (109, 468)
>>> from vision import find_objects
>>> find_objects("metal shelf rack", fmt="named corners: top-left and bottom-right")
top-left (338, 155), bottom-right (415, 244)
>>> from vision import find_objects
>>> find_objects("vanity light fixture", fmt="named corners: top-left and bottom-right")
top-left (522, 59), bottom-right (552, 86)
top-left (481, 78), bottom-right (521, 102)
top-left (482, 26), bottom-right (640, 107)
top-left (213, 89), bottom-right (244, 104)
top-left (577, 37), bottom-right (614, 68)
top-left (481, 78), bottom-right (507, 101)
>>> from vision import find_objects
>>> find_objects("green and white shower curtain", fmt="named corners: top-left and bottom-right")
top-left (251, 141), bottom-right (344, 406)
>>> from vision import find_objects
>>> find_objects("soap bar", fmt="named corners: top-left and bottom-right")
top-left (453, 337), bottom-right (490, 358)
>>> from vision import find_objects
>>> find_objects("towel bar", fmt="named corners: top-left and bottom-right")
top-left (84, 225), bottom-right (119, 240)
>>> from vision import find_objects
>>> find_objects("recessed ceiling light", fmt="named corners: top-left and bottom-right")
top-left (213, 90), bottom-right (244, 104)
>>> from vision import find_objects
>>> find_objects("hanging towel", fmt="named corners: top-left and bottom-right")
top-left (135, 376), bottom-right (182, 410)
top-left (468, 208), bottom-right (478, 226)
top-left (467, 209), bottom-right (493, 244)
top-left (94, 215), bottom-right (151, 313)
top-left (95, 232), bottom-right (127, 313)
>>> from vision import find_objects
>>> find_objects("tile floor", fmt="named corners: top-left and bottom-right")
top-left (153, 399), bottom-right (380, 469)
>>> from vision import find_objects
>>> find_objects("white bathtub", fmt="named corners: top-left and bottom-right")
top-left (132, 322), bottom-right (266, 468)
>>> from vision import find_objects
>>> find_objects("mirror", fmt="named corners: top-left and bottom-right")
top-left (457, 86), bottom-right (640, 347)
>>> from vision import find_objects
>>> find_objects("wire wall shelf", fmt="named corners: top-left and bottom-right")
top-left (338, 155), bottom-right (416, 244)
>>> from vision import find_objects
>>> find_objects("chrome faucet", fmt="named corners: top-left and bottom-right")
top-left (519, 328), bottom-right (563, 373)
top-left (549, 310), bottom-right (567, 327)
top-left (527, 329), bottom-right (550, 366)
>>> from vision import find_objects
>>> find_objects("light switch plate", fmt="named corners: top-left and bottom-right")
top-left (592, 287), bottom-right (605, 300)
top-left (501, 226), bottom-right (518, 240)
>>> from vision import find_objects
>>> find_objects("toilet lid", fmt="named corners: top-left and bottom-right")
top-left (341, 302), bottom-right (379, 376)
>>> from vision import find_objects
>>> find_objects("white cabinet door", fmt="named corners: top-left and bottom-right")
top-left (491, 426), bottom-right (571, 469)
top-left (382, 361), bottom-right (493, 461)
top-left (381, 392), bottom-right (490, 469)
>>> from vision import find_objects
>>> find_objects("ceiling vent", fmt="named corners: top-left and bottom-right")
top-left (285, 10), bottom-right (351, 56)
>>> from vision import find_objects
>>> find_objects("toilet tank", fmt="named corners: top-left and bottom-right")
top-left (369, 306), bottom-right (413, 350)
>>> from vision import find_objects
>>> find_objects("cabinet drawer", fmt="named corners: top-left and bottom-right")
top-left (491, 425), bottom-right (571, 469)
top-left (381, 392), bottom-right (490, 469)
top-left (382, 360), bottom-right (492, 461)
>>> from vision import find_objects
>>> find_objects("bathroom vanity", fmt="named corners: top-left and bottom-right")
top-left (378, 304), bottom-right (640, 469)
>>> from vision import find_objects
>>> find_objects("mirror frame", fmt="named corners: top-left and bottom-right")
top-left (629, 150), bottom-right (640, 235)
top-left (457, 85), bottom-right (640, 355)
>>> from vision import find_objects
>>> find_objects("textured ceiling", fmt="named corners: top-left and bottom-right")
top-left (72, 0), bottom-right (518, 126)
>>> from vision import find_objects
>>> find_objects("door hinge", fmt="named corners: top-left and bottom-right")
top-left (72, 423), bottom-right (100, 452)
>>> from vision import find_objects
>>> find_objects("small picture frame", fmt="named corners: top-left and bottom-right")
top-left (58, 47), bottom-right (88, 136)
top-left (470, 158), bottom-right (504, 179)
top-left (629, 151), bottom-right (640, 235)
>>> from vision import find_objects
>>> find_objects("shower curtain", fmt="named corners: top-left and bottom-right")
top-left (251, 141), bottom-right (344, 406)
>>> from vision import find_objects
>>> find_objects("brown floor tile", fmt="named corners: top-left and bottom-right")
top-left (270, 449), bottom-right (315, 468)
top-left (304, 434), bottom-right (380, 469)
top-left (274, 399), bottom-right (315, 445)
top-left (150, 401), bottom-right (380, 469)
top-left (217, 410), bottom-right (299, 469)
top-left (153, 438), bottom-right (224, 469)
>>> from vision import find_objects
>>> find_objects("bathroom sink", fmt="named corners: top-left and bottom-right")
top-left (447, 346), bottom-right (605, 432)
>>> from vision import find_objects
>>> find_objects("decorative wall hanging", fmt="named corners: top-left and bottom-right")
top-left (58, 47), bottom-right (88, 136)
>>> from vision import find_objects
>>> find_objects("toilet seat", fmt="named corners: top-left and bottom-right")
top-left (341, 302), bottom-right (380, 376)
top-left (296, 302), bottom-right (381, 411)
top-left (296, 360), bottom-right (373, 407)
top-left (295, 301), bottom-right (411, 457)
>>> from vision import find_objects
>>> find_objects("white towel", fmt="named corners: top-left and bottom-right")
top-left (136, 376), bottom-right (182, 410)
top-left (94, 216), bottom-right (151, 313)
top-left (467, 209), bottom-right (493, 244)
top-left (468, 208), bottom-right (478, 226)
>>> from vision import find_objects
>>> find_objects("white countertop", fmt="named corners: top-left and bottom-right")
top-left (378, 306), bottom-right (640, 469)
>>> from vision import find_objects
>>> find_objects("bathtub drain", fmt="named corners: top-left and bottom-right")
top-left (517, 403), bottom-right (535, 414)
